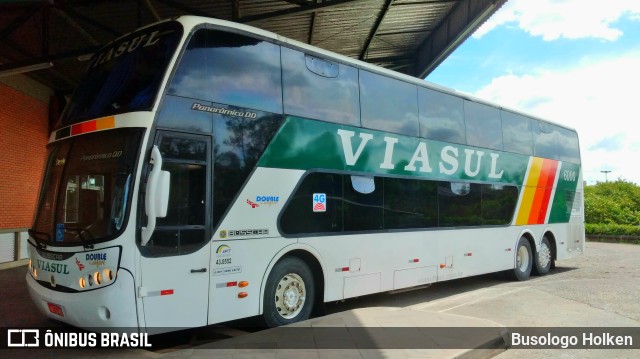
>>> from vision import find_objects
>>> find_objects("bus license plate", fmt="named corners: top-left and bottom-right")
top-left (47, 302), bottom-right (64, 317)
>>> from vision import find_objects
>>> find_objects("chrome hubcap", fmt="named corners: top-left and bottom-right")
top-left (274, 273), bottom-right (306, 319)
top-left (539, 242), bottom-right (551, 268)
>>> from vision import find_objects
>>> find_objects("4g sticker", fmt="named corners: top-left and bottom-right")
top-left (313, 193), bottom-right (326, 212)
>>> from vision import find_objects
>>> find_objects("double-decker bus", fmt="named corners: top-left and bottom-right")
top-left (26, 16), bottom-right (584, 332)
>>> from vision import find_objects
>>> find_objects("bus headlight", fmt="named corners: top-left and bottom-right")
top-left (103, 268), bottom-right (113, 282)
top-left (94, 271), bottom-right (102, 285)
top-left (79, 277), bottom-right (86, 288)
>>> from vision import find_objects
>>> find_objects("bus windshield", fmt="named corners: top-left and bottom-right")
top-left (56, 21), bottom-right (182, 128)
top-left (31, 128), bottom-right (144, 246)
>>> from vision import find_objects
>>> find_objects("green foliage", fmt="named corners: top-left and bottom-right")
top-left (584, 179), bottom-right (640, 225)
top-left (585, 223), bottom-right (640, 236)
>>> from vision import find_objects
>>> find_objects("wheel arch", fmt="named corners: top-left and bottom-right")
top-left (258, 244), bottom-right (326, 315)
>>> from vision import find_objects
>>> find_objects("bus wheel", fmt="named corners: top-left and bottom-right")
top-left (509, 237), bottom-right (532, 281)
top-left (533, 236), bottom-right (553, 276)
top-left (263, 257), bottom-right (315, 327)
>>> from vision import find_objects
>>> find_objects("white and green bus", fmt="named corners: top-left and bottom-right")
top-left (26, 16), bottom-right (584, 332)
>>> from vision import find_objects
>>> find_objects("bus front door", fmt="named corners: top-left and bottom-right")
top-left (139, 132), bottom-right (212, 332)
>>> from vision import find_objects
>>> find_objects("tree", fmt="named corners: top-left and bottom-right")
top-left (584, 179), bottom-right (640, 225)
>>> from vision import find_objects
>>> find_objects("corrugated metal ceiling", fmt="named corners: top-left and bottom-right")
top-left (0, 0), bottom-right (506, 94)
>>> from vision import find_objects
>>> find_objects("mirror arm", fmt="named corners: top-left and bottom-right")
top-left (141, 146), bottom-right (162, 246)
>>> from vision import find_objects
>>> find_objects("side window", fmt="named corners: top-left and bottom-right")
top-left (384, 178), bottom-right (438, 229)
top-left (464, 101), bottom-right (503, 151)
top-left (418, 87), bottom-right (466, 144)
top-left (481, 184), bottom-right (518, 225)
top-left (533, 121), bottom-right (581, 163)
top-left (501, 110), bottom-right (533, 155)
top-left (359, 70), bottom-right (419, 136)
top-left (167, 29), bottom-right (282, 114)
top-left (438, 181), bottom-right (482, 227)
top-left (280, 172), bottom-right (343, 234)
top-left (213, 112), bottom-right (284, 228)
top-left (343, 175), bottom-right (383, 231)
top-left (146, 134), bottom-right (209, 256)
top-left (282, 47), bottom-right (360, 126)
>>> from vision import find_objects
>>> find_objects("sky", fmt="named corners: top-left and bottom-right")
top-left (426, 0), bottom-right (640, 185)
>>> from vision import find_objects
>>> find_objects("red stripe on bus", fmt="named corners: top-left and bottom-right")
top-left (537, 160), bottom-right (559, 224)
top-left (160, 289), bottom-right (174, 296)
top-left (226, 281), bottom-right (238, 287)
top-left (71, 120), bottom-right (97, 135)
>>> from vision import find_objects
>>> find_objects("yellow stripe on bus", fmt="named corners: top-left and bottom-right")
top-left (516, 157), bottom-right (544, 225)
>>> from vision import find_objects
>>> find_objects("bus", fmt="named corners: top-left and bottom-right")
top-left (26, 16), bottom-right (584, 333)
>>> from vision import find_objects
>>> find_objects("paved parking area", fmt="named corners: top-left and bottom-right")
top-left (1, 242), bottom-right (638, 358)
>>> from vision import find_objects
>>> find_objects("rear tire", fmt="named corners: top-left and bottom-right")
top-left (509, 237), bottom-right (532, 281)
top-left (262, 257), bottom-right (315, 328)
top-left (533, 236), bottom-right (553, 276)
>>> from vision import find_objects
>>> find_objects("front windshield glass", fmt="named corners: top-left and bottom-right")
top-left (55, 21), bottom-right (182, 129)
top-left (31, 128), bottom-right (144, 246)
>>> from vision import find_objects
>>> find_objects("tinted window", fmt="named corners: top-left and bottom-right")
top-left (280, 173), bottom-right (343, 234)
top-left (282, 47), bottom-right (360, 125)
top-left (384, 178), bottom-right (437, 229)
top-left (343, 175), bottom-right (383, 231)
top-left (157, 95), bottom-right (213, 134)
top-left (280, 173), bottom-right (519, 236)
top-left (438, 182), bottom-right (482, 227)
top-left (147, 135), bottom-right (209, 256)
top-left (58, 22), bottom-right (182, 127)
top-left (481, 184), bottom-right (518, 225)
top-left (168, 29), bottom-right (282, 114)
top-left (464, 101), bottom-right (503, 150)
top-left (418, 88), bottom-right (466, 144)
top-left (213, 112), bottom-right (284, 228)
top-left (360, 70), bottom-right (419, 136)
top-left (501, 111), bottom-right (533, 155)
top-left (533, 121), bottom-right (581, 163)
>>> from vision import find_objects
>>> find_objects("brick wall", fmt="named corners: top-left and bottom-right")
top-left (0, 82), bottom-right (49, 229)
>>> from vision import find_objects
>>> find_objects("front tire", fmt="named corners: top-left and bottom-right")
top-left (533, 236), bottom-right (553, 276)
top-left (509, 237), bottom-right (532, 281)
top-left (262, 257), bottom-right (315, 328)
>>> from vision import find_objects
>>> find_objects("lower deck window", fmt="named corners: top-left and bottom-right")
top-left (280, 172), bottom-right (518, 235)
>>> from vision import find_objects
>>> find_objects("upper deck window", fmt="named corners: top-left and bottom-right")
top-left (418, 88), bottom-right (466, 145)
top-left (282, 47), bottom-right (360, 125)
top-left (359, 70), bottom-right (419, 136)
top-left (58, 22), bottom-right (183, 128)
top-left (167, 29), bottom-right (283, 114)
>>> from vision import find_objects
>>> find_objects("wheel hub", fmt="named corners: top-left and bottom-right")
top-left (517, 245), bottom-right (530, 272)
top-left (539, 243), bottom-right (551, 268)
top-left (275, 273), bottom-right (306, 318)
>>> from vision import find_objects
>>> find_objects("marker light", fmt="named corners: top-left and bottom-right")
top-left (238, 292), bottom-right (248, 299)
top-left (79, 277), bottom-right (86, 288)
top-left (239, 281), bottom-right (249, 288)
top-left (33, 268), bottom-right (38, 279)
top-left (29, 259), bottom-right (32, 269)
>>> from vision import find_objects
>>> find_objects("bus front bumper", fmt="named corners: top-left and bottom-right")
top-left (26, 269), bottom-right (139, 330)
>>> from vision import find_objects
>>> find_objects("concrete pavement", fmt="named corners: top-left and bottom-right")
top-left (1, 242), bottom-right (639, 358)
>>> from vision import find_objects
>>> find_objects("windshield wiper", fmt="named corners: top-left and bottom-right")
top-left (64, 226), bottom-right (95, 249)
top-left (28, 229), bottom-right (50, 249)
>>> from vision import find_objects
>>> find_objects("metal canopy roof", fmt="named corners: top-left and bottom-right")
top-left (0, 0), bottom-right (506, 94)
